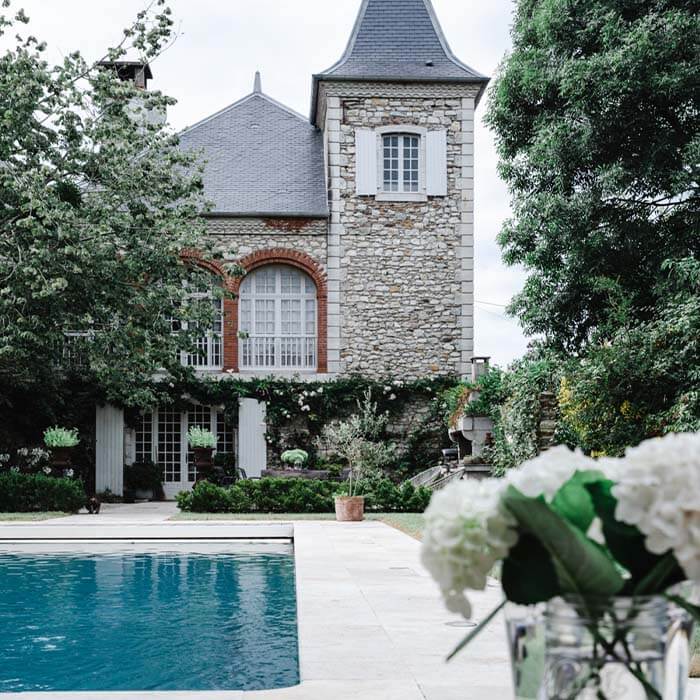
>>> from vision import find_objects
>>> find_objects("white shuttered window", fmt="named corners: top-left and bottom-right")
top-left (355, 126), bottom-right (447, 200)
top-left (239, 265), bottom-right (317, 371)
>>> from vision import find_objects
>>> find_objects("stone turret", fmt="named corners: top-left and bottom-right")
top-left (311, 0), bottom-right (488, 378)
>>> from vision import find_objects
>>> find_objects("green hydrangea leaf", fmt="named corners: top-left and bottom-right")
top-left (551, 469), bottom-right (606, 532)
top-left (503, 485), bottom-right (624, 597)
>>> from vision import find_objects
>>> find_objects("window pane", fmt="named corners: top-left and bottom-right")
top-left (135, 413), bottom-right (152, 464)
top-left (157, 408), bottom-right (181, 483)
top-left (239, 265), bottom-right (317, 370)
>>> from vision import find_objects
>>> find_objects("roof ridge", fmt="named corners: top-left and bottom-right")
top-left (179, 89), bottom-right (311, 139)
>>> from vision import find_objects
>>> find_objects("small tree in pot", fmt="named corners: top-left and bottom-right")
top-left (43, 427), bottom-right (79, 474)
top-left (316, 391), bottom-right (397, 521)
top-left (187, 427), bottom-right (217, 482)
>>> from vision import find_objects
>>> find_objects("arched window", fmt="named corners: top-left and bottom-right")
top-left (239, 265), bottom-right (317, 370)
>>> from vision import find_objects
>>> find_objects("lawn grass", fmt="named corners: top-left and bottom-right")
top-left (691, 628), bottom-right (700, 678)
top-left (171, 511), bottom-right (425, 539)
top-left (0, 512), bottom-right (69, 521)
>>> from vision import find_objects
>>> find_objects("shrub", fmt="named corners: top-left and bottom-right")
top-left (124, 461), bottom-right (162, 492)
top-left (176, 476), bottom-right (431, 514)
top-left (0, 472), bottom-right (84, 512)
top-left (43, 427), bottom-right (79, 448)
top-left (187, 427), bottom-right (216, 448)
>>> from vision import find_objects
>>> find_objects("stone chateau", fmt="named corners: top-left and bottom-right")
top-left (96, 0), bottom-right (489, 496)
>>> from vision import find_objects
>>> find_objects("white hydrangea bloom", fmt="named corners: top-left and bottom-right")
top-left (421, 478), bottom-right (517, 618)
top-left (507, 445), bottom-right (598, 500)
top-left (612, 432), bottom-right (700, 581)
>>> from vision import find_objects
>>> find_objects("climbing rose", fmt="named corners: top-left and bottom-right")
top-left (613, 432), bottom-right (700, 581)
top-left (421, 479), bottom-right (517, 618)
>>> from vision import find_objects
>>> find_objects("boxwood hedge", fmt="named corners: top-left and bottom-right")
top-left (176, 477), bottom-right (430, 514)
top-left (0, 472), bottom-right (85, 513)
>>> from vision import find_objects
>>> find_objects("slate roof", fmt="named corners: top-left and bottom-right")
top-left (179, 78), bottom-right (328, 217)
top-left (311, 0), bottom-right (488, 123)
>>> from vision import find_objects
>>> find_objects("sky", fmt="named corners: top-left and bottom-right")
top-left (10, 0), bottom-right (530, 367)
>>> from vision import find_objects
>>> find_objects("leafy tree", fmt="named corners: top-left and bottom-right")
top-left (487, 0), bottom-right (699, 350)
top-left (0, 0), bottom-right (223, 416)
top-left (559, 257), bottom-right (700, 455)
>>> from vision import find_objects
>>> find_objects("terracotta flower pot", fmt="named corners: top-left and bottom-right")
top-left (335, 496), bottom-right (365, 522)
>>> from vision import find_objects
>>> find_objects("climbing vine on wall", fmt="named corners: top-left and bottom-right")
top-left (161, 373), bottom-right (457, 476)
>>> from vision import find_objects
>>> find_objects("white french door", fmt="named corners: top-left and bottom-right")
top-left (134, 406), bottom-right (235, 498)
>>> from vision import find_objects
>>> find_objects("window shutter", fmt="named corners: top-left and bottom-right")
top-left (426, 129), bottom-right (448, 196)
top-left (355, 128), bottom-right (377, 196)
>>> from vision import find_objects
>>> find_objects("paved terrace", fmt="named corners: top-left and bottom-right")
top-left (1, 504), bottom-right (699, 699)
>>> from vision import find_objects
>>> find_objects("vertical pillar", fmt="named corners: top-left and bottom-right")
top-left (325, 95), bottom-right (343, 374)
top-left (457, 96), bottom-right (476, 378)
top-left (95, 403), bottom-right (124, 495)
top-left (238, 398), bottom-right (267, 478)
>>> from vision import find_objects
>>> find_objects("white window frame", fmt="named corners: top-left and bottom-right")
top-left (238, 265), bottom-right (317, 372)
top-left (376, 125), bottom-right (427, 202)
top-left (178, 286), bottom-right (224, 371)
top-left (134, 406), bottom-right (236, 492)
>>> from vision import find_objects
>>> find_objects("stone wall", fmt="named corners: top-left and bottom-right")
top-left (204, 217), bottom-right (327, 265)
top-left (324, 83), bottom-right (477, 380)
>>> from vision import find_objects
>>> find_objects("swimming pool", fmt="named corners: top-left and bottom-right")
top-left (0, 544), bottom-right (299, 692)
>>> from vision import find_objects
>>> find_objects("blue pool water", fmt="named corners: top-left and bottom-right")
top-left (0, 547), bottom-right (299, 692)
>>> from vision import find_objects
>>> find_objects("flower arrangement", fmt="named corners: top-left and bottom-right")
top-left (281, 449), bottom-right (309, 469)
top-left (186, 427), bottom-right (216, 449)
top-left (421, 432), bottom-right (700, 677)
top-left (43, 427), bottom-right (79, 448)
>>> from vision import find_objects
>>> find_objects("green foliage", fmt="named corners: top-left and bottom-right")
top-left (0, 471), bottom-right (84, 512)
top-left (440, 369), bottom-right (507, 428)
top-left (316, 390), bottom-right (398, 496)
top-left (42, 426), bottom-right (79, 448)
top-left (0, 2), bottom-right (225, 410)
top-left (487, 0), bottom-right (700, 350)
top-left (186, 426), bottom-right (216, 448)
top-left (124, 461), bottom-right (162, 492)
top-left (498, 473), bottom-right (685, 607)
top-left (504, 485), bottom-right (625, 598)
top-left (559, 258), bottom-right (700, 455)
top-left (175, 476), bottom-right (431, 514)
top-left (280, 449), bottom-right (308, 467)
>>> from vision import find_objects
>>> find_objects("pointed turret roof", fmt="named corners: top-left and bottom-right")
top-left (179, 74), bottom-right (327, 217)
top-left (311, 0), bottom-right (487, 121)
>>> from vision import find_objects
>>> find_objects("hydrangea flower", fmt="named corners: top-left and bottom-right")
top-left (507, 445), bottom-right (597, 500)
top-left (421, 479), bottom-right (517, 618)
top-left (613, 432), bottom-right (700, 581)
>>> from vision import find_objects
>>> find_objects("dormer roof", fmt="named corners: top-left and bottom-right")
top-left (311, 0), bottom-right (488, 123)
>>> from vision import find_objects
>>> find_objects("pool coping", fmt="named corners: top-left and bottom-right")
top-left (2, 519), bottom-right (700, 700)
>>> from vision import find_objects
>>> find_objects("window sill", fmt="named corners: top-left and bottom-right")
top-left (375, 192), bottom-right (428, 203)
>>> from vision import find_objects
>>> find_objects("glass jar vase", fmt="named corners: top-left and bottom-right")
top-left (542, 595), bottom-right (693, 700)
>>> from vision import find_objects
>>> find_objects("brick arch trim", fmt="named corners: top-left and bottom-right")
top-left (180, 248), bottom-right (235, 291)
top-left (230, 248), bottom-right (328, 373)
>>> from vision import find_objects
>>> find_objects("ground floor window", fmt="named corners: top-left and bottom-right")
top-left (134, 406), bottom-right (236, 485)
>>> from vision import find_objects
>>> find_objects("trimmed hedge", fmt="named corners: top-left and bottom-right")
top-left (176, 477), bottom-right (431, 514)
top-left (0, 472), bottom-right (85, 512)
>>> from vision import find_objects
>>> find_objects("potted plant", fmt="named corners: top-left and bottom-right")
top-left (316, 391), bottom-right (397, 522)
top-left (187, 426), bottom-right (217, 480)
top-left (43, 427), bottom-right (79, 471)
top-left (421, 432), bottom-right (700, 700)
top-left (281, 449), bottom-right (309, 470)
top-left (124, 461), bottom-right (162, 501)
